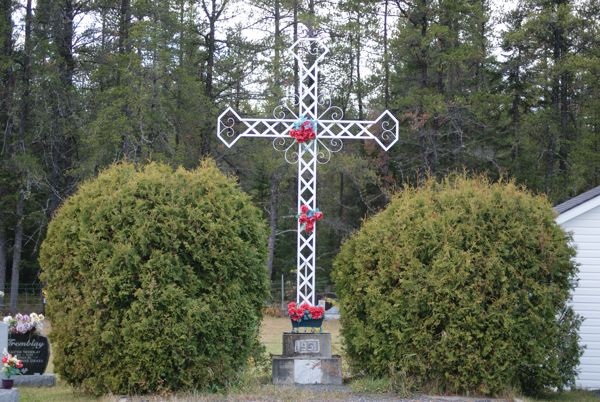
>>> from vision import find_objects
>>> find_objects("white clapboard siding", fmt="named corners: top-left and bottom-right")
top-left (576, 264), bottom-right (600, 272)
top-left (573, 296), bottom-right (600, 305)
top-left (577, 249), bottom-right (600, 258)
top-left (564, 219), bottom-right (600, 228)
top-left (560, 203), bottom-right (600, 389)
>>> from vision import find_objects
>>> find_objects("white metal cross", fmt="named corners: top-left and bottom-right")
top-left (217, 38), bottom-right (399, 306)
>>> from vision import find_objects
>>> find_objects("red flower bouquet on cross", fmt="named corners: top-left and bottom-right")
top-left (297, 204), bottom-right (323, 233)
top-left (289, 116), bottom-right (317, 144)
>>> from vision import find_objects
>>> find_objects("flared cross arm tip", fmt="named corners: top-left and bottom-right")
top-left (317, 110), bottom-right (400, 152)
top-left (217, 106), bottom-right (296, 148)
top-left (217, 107), bottom-right (240, 148)
top-left (375, 110), bottom-right (400, 151)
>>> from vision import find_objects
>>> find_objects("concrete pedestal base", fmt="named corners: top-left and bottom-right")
top-left (12, 374), bottom-right (56, 387)
top-left (0, 389), bottom-right (18, 402)
top-left (272, 332), bottom-right (343, 385)
top-left (272, 355), bottom-right (342, 385)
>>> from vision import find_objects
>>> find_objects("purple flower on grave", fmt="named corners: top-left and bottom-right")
top-left (3, 313), bottom-right (44, 335)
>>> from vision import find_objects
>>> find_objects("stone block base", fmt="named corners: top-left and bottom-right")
top-left (0, 389), bottom-right (18, 402)
top-left (272, 356), bottom-right (342, 385)
top-left (282, 332), bottom-right (332, 358)
top-left (12, 374), bottom-right (56, 387)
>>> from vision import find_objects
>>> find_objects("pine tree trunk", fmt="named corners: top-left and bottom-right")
top-left (59, 0), bottom-right (75, 88)
top-left (273, 0), bottom-right (282, 96)
top-left (381, 0), bottom-right (392, 196)
top-left (0, 0), bottom-right (12, 310)
top-left (266, 173), bottom-right (280, 281)
top-left (546, 0), bottom-right (566, 194)
top-left (9, 190), bottom-right (24, 313)
top-left (118, 0), bottom-right (131, 54)
top-left (48, 0), bottom-right (76, 214)
top-left (356, 12), bottom-right (364, 120)
top-left (175, 0), bottom-right (185, 148)
top-left (0, 0), bottom-right (14, 143)
top-left (0, 220), bottom-right (6, 309)
top-left (201, 0), bottom-right (228, 156)
top-left (307, 0), bottom-right (315, 37)
top-left (20, 0), bottom-right (31, 152)
top-left (9, 0), bottom-right (32, 314)
top-left (339, 173), bottom-right (344, 219)
top-left (206, 18), bottom-right (215, 101)
top-left (118, 0), bottom-right (134, 159)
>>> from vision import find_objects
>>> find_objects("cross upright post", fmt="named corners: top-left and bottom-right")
top-left (217, 38), bottom-right (399, 306)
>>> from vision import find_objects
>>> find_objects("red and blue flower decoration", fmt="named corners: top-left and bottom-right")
top-left (297, 204), bottom-right (323, 233)
top-left (287, 302), bottom-right (325, 322)
top-left (290, 116), bottom-right (317, 144)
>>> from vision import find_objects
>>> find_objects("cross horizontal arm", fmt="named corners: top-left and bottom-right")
top-left (218, 107), bottom-right (298, 148)
top-left (218, 107), bottom-right (400, 151)
top-left (318, 110), bottom-right (399, 151)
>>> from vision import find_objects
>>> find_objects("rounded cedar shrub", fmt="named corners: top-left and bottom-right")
top-left (39, 161), bottom-right (268, 395)
top-left (332, 176), bottom-right (582, 396)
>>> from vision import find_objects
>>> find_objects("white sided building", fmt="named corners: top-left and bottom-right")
top-left (555, 185), bottom-right (600, 389)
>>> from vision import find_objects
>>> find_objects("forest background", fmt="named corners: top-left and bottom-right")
top-left (0, 0), bottom-right (598, 312)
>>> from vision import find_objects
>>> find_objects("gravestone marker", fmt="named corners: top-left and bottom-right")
top-left (0, 323), bottom-right (7, 356)
top-left (7, 333), bottom-right (49, 375)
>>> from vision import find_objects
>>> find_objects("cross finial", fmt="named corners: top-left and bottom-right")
top-left (289, 38), bottom-right (329, 65)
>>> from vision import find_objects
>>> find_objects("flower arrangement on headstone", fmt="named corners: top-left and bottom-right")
top-left (3, 313), bottom-right (49, 375)
top-left (287, 302), bottom-right (325, 333)
top-left (1, 351), bottom-right (23, 389)
top-left (3, 313), bottom-right (44, 335)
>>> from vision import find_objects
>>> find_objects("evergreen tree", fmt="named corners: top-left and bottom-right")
top-left (500, 0), bottom-right (584, 201)
top-left (388, 0), bottom-right (494, 182)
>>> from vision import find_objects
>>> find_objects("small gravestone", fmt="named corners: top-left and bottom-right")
top-left (0, 389), bottom-right (19, 402)
top-left (2, 314), bottom-right (56, 387)
top-left (7, 333), bottom-right (49, 375)
top-left (0, 323), bottom-right (7, 355)
top-left (324, 306), bottom-right (340, 320)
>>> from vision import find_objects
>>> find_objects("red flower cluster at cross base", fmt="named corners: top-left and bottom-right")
top-left (290, 116), bottom-right (317, 144)
top-left (287, 302), bottom-right (325, 322)
top-left (298, 204), bottom-right (323, 233)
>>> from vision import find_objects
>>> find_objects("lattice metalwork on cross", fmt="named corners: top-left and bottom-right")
top-left (217, 38), bottom-right (399, 306)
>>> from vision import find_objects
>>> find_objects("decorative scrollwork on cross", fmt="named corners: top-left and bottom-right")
top-left (273, 96), bottom-right (300, 120)
top-left (318, 95), bottom-right (344, 121)
top-left (272, 136), bottom-right (299, 164)
top-left (316, 138), bottom-right (343, 164)
top-left (216, 38), bottom-right (399, 306)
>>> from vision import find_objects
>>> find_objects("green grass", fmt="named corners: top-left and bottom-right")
top-left (19, 317), bottom-right (345, 402)
top-left (17, 317), bottom-right (600, 402)
top-left (349, 376), bottom-right (392, 394)
top-left (19, 384), bottom-right (101, 402)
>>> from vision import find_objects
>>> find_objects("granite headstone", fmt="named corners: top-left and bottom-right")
top-left (7, 332), bottom-right (49, 375)
top-left (0, 323), bottom-right (7, 355)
